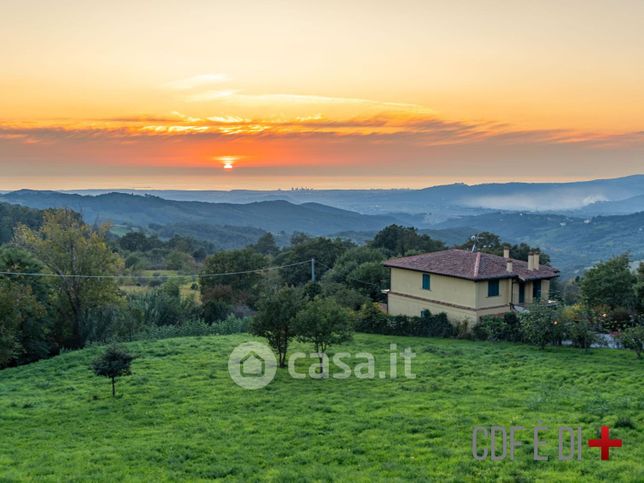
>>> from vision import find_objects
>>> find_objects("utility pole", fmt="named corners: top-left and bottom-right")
top-left (311, 257), bottom-right (316, 283)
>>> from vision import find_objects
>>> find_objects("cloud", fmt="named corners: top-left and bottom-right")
top-left (164, 73), bottom-right (229, 90)
top-left (186, 89), bottom-right (238, 102)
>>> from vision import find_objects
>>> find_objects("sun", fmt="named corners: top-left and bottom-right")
top-left (217, 156), bottom-right (238, 170)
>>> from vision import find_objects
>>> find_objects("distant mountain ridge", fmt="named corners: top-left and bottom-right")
top-left (0, 190), bottom-right (402, 236)
top-left (65, 174), bottom-right (644, 219)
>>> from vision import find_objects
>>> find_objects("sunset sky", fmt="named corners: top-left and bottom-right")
top-left (1, 0), bottom-right (643, 190)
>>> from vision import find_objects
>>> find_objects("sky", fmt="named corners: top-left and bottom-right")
top-left (1, 0), bottom-right (643, 190)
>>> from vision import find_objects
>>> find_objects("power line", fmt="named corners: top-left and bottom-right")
top-left (0, 260), bottom-right (312, 280)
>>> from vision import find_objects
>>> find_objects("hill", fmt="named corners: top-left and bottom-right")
top-left (69, 174), bottom-right (644, 218)
top-left (433, 211), bottom-right (644, 273)
top-left (0, 334), bottom-right (641, 480)
top-left (0, 190), bottom-right (401, 237)
top-left (0, 202), bottom-right (45, 244)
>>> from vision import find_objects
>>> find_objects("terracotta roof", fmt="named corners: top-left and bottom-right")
top-left (384, 249), bottom-right (559, 281)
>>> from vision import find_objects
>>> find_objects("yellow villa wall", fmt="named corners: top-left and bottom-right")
top-left (388, 268), bottom-right (512, 324)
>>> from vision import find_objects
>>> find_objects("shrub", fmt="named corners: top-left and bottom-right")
top-left (562, 306), bottom-right (601, 350)
top-left (422, 311), bottom-right (456, 338)
top-left (472, 312), bottom-right (522, 342)
top-left (618, 324), bottom-right (644, 358)
top-left (131, 316), bottom-right (250, 341)
top-left (355, 303), bottom-right (389, 333)
top-left (519, 304), bottom-right (563, 349)
top-left (356, 306), bottom-right (454, 338)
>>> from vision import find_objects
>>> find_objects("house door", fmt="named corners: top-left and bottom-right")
top-left (518, 283), bottom-right (525, 304)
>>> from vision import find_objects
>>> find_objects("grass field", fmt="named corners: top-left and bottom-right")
top-left (0, 334), bottom-right (642, 481)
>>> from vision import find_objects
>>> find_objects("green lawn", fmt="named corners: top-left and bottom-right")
top-left (0, 334), bottom-right (642, 481)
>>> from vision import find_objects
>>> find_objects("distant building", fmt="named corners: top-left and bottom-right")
top-left (384, 248), bottom-right (559, 324)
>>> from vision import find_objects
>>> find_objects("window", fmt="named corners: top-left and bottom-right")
top-left (422, 273), bottom-right (431, 290)
top-left (533, 280), bottom-right (542, 300)
top-left (488, 279), bottom-right (500, 297)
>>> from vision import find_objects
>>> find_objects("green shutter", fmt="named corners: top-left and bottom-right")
top-left (422, 273), bottom-right (431, 290)
top-left (488, 279), bottom-right (500, 297)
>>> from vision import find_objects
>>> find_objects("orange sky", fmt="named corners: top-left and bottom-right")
top-left (1, 0), bottom-right (643, 190)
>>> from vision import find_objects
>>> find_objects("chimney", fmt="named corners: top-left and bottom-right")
top-left (533, 251), bottom-right (540, 270)
top-left (506, 260), bottom-right (513, 272)
top-left (503, 246), bottom-right (510, 259)
top-left (528, 252), bottom-right (534, 271)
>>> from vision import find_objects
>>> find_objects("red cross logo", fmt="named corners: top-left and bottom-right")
top-left (588, 426), bottom-right (622, 460)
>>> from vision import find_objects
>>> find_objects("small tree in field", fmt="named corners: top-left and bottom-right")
top-left (619, 323), bottom-right (644, 359)
top-left (250, 286), bottom-right (303, 368)
top-left (294, 297), bottom-right (354, 375)
top-left (92, 345), bottom-right (134, 397)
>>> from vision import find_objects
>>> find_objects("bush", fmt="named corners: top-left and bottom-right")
top-left (618, 324), bottom-right (644, 358)
top-left (473, 313), bottom-right (522, 342)
top-left (131, 316), bottom-right (250, 341)
top-left (519, 304), bottom-right (563, 349)
top-left (355, 303), bottom-right (389, 333)
top-left (355, 306), bottom-right (454, 338)
top-left (562, 305), bottom-right (601, 350)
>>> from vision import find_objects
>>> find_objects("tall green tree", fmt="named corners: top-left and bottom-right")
top-left (636, 262), bottom-right (644, 315)
top-left (372, 225), bottom-right (445, 256)
top-left (250, 286), bottom-right (304, 367)
top-left (0, 280), bottom-right (46, 367)
top-left (276, 235), bottom-right (353, 286)
top-left (252, 232), bottom-right (279, 256)
top-left (0, 246), bottom-right (53, 363)
top-left (14, 209), bottom-right (124, 348)
top-left (580, 254), bottom-right (636, 310)
top-left (200, 248), bottom-right (267, 308)
top-left (323, 246), bottom-right (388, 300)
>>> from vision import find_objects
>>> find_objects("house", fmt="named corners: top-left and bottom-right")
top-left (384, 248), bottom-right (559, 324)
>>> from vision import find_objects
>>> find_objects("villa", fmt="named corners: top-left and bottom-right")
top-left (384, 248), bottom-right (559, 324)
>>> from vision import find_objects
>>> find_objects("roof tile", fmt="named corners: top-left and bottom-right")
top-left (384, 249), bottom-right (559, 281)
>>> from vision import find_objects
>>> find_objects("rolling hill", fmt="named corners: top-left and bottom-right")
top-left (0, 334), bottom-right (641, 481)
top-left (0, 190), bottom-right (401, 237)
top-left (433, 211), bottom-right (644, 273)
top-left (69, 174), bottom-right (644, 219)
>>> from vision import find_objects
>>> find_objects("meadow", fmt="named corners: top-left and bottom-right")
top-left (0, 334), bottom-right (642, 481)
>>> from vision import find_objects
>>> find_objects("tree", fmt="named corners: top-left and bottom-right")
top-left (459, 232), bottom-right (503, 254)
top-left (250, 287), bottom-right (303, 367)
top-left (636, 262), bottom-right (644, 315)
top-left (119, 231), bottom-right (158, 252)
top-left (372, 225), bottom-right (445, 256)
top-left (14, 209), bottom-right (124, 348)
top-left (0, 280), bottom-right (45, 367)
top-left (92, 345), bottom-right (134, 396)
top-left (619, 322), bottom-right (644, 359)
top-left (580, 255), bottom-right (636, 311)
top-left (293, 297), bottom-right (354, 374)
top-left (510, 243), bottom-right (551, 265)
top-left (323, 246), bottom-right (389, 300)
top-left (276, 236), bottom-right (354, 286)
top-left (200, 248), bottom-right (267, 308)
top-left (252, 233), bottom-right (279, 256)
top-left (0, 246), bottom-right (53, 363)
